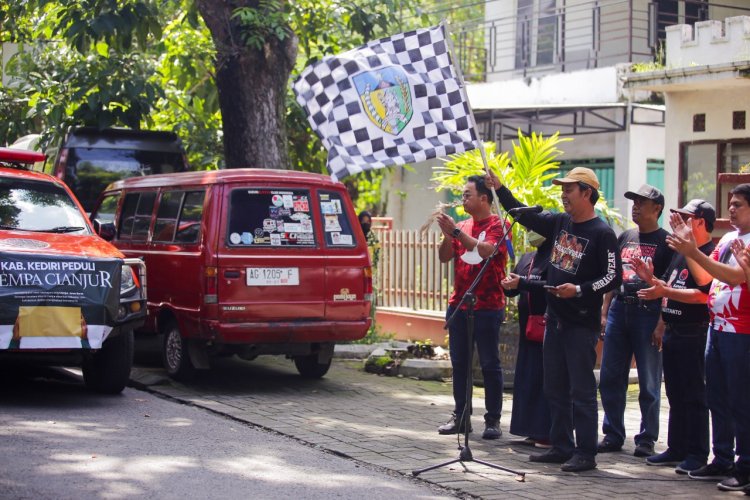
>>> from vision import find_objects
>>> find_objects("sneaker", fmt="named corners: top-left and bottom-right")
top-left (597, 437), bottom-right (623, 453)
top-left (675, 458), bottom-right (706, 475)
top-left (437, 414), bottom-right (472, 435)
top-left (561, 455), bottom-right (597, 472)
top-left (529, 448), bottom-right (572, 464)
top-left (718, 471), bottom-right (750, 491)
top-left (521, 437), bottom-right (536, 446)
top-left (646, 449), bottom-right (684, 467)
top-left (482, 418), bottom-right (502, 440)
top-left (688, 462), bottom-right (734, 480)
top-left (634, 442), bottom-right (655, 458)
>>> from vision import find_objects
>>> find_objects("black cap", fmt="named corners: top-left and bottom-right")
top-left (624, 184), bottom-right (665, 206)
top-left (670, 199), bottom-right (716, 228)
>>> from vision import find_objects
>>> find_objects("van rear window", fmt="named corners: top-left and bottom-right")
top-left (318, 191), bottom-right (355, 247)
top-left (228, 189), bottom-right (315, 247)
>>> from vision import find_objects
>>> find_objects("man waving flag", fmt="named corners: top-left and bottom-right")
top-left (292, 24), bottom-right (477, 181)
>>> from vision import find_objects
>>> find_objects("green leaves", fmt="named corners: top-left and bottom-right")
top-left (232, 0), bottom-right (291, 51)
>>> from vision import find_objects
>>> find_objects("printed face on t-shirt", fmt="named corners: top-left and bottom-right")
top-left (550, 230), bottom-right (590, 274)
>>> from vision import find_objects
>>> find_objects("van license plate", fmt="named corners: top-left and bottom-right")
top-left (246, 267), bottom-right (299, 286)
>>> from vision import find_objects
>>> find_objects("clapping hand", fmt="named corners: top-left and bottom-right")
top-left (666, 212), bottom-right (697, 256)
top-left (637, 278), bottom-right (667, 300)
top-left (730, 238), bottom-right (750, 273)
top-left (629, 256), bottom-right (655, 283)
top-left (501, 273), bottom-right (521, 290)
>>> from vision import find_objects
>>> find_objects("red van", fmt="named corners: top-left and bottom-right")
top-left (90, 169), bottom-right (372, 380)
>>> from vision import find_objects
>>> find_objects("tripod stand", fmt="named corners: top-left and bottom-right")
top-left (412, 218), bottom-right (525, 481)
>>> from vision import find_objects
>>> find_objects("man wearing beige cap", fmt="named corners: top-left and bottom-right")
top-left (488, 166), bottom-right (621, 472)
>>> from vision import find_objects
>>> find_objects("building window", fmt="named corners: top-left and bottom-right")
top-left (680, 140), bottom-right (750, 213)
top-left (733, 111), bottom-right (746, 130)
top-left (693, 113), bottom-right (706, 132)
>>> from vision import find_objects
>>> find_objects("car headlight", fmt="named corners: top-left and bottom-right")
top-left (120, 265), bottom-right (137, 296)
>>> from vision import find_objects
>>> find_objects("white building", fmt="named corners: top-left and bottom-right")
top-left (624, 14), bottom-right (750, 233)
top-left (384, 0), bottom-right (749, 230)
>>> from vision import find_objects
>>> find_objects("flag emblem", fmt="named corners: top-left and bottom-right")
top-left (292, 24), bottom-right (477, 180)
top-left (353, 67), bottom-right (413, 135)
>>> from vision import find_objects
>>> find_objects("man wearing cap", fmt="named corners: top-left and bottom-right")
top-left (487, 167), bottom-right (621, 473)
top-left (598, 184), bottom-right (673, 458)
top-left (667, 184), bottom-right (750, 492)
top-left (629, 199), bottom-right (715, 474)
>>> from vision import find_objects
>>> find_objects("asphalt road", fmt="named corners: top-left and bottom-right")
top-left (0, 366), bottom-right (456, 500)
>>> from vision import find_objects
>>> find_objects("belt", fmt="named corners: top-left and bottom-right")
top-left (664, 321), bottom-right (709, 330)
top-left (615, 294), bottom-right (640, 304)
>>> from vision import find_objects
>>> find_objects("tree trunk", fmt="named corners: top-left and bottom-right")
top-left (197, 0), bottom-right (297, 169)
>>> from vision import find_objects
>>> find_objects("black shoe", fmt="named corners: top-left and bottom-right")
top-left (718, 471), bottom-right (750, 491)
top-left (646, 449), bottom-right (684, 466)
top-left (482, 417), bottom-right (502, 440)
top-left (634, 442), bottom-right (655, 458)
top-left (529, 448), bottom-right (572, 464)
top-left (437, 414), bottom-right (472, 435)
top-left (561, 455), bottom-right (597, 472)
top-left (675, 457), bottom-right (706, 475)
top-left (688, 462), bottom-right (734, 480)
top-left (596, 437), bottom-right (622, 453)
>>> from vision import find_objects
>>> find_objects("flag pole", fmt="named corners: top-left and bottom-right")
top-left (441, 21), bottom-right (503, 217)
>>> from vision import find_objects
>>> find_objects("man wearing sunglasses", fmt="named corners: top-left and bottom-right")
top-left (436, 175), bottom-right (510, 441)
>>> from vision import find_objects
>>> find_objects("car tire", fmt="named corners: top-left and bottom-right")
top-left (294, 354), bottom-right (332, 378)
top-left (162, 321), bottom-right (195, 381)
top-left (82, 328), bottom-right (134, 394)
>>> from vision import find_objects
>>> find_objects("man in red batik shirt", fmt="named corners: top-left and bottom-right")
top-left (436, 175), bottom-right (509, 440)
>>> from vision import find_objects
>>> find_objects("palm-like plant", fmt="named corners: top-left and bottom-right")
top-left (431, 130), bottom-right (623, 259)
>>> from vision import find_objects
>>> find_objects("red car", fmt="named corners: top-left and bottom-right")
top-left (0, 147), bottom-right (146, 393)
top-left (91, 169), bottom-right (372, 380)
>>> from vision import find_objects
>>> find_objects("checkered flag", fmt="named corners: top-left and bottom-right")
top-left (292, 24), bottom-right (477, 180)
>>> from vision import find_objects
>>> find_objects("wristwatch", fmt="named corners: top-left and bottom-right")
top-left (575, 285), bottom-right (582, 298)
top-left (451, 227), bottom-right (461, 238)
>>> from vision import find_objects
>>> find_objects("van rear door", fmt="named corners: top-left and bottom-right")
top-left (217, 186), bottom-right (325, 326)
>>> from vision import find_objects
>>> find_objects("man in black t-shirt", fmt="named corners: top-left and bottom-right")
top-left (598, 185), bottom-right (673, 458)
top-left (488, 167), bottom-right (621, 473)
top-left (630, 199), bottom-right (715, 475)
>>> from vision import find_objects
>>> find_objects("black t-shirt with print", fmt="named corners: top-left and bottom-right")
top-left (660, 240), bottom-right (715, 325)
top-left (496, 185), bottom-right (622, 329)
top-left (617, 228), bottom-right (674, 296)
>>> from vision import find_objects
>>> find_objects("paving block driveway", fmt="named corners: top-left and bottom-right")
top-left (130, 356), bottom-right (729, 499)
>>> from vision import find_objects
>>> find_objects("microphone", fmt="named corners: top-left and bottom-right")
top-left (507, 205), bottom-right (543, 217)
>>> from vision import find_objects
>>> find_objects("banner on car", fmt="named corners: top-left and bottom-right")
top-left (0, 252), bottom-right (121, 349)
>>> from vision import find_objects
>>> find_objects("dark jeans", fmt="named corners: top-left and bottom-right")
top-left (706, 328), bottom-right (750, 473)
top-left (663, 323), bottom-right (709, 462)
top-left (599, 298), bottom-right (662, 446)
top-left (446, 306), bottom-right (504, 421)
top-left (543, 310), bottom-right (599, 459)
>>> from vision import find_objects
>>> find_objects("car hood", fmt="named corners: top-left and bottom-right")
top-left (0, 231), bottom-right (124, 259)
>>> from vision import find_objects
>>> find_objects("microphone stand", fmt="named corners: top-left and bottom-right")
top-left (412, 216), bottom-right (526, 481)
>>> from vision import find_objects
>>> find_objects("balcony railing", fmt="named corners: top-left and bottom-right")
top-left (451, 0), bottom-right (750, 82)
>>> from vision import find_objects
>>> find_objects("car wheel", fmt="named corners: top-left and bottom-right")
top-left (82, 328), bottom-right (134, 394)
top-left (162, 321), bottom-right (195, 381)
top-left (294, 354), bottom-right (332, 378)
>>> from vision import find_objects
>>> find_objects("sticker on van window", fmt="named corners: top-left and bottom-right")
top-left (283, 195), bottom-right (293, 208)
top-left (325, 215), bottom-right (341, 232)
top-left (301, 219), bottom-right (313, 233)
top-left (271, 234), bottom-right (281, 245)
top-left (241, 232), bottom-right (253, 244)
top-left (263, 219), bottom-right (276, 232)
top-left (294, 198), bottom-right (309, 212)
top-left (229, 232), bottom-right (242, 244)
top-left (254, 228), bottom-right (264, 237)
top-left (271, 195), bottom-right (284, 207)
top-left (331, 199), bottom-right (342, 214)
top-left (290, 212), bottom-right (309, 221)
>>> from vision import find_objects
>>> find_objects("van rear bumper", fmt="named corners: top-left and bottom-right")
top-left (201, 319), bottom-right (371, 344)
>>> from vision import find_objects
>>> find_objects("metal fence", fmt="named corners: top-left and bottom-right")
top-left (376, 227), bottom-right (454, 312)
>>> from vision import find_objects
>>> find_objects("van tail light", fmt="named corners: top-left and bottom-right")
top-left (54, 148), bottom-right (68, 179)
top-left (363, 266), bottom-right (373, 302)
top-left (205, 266), bottom-right (218, 304)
